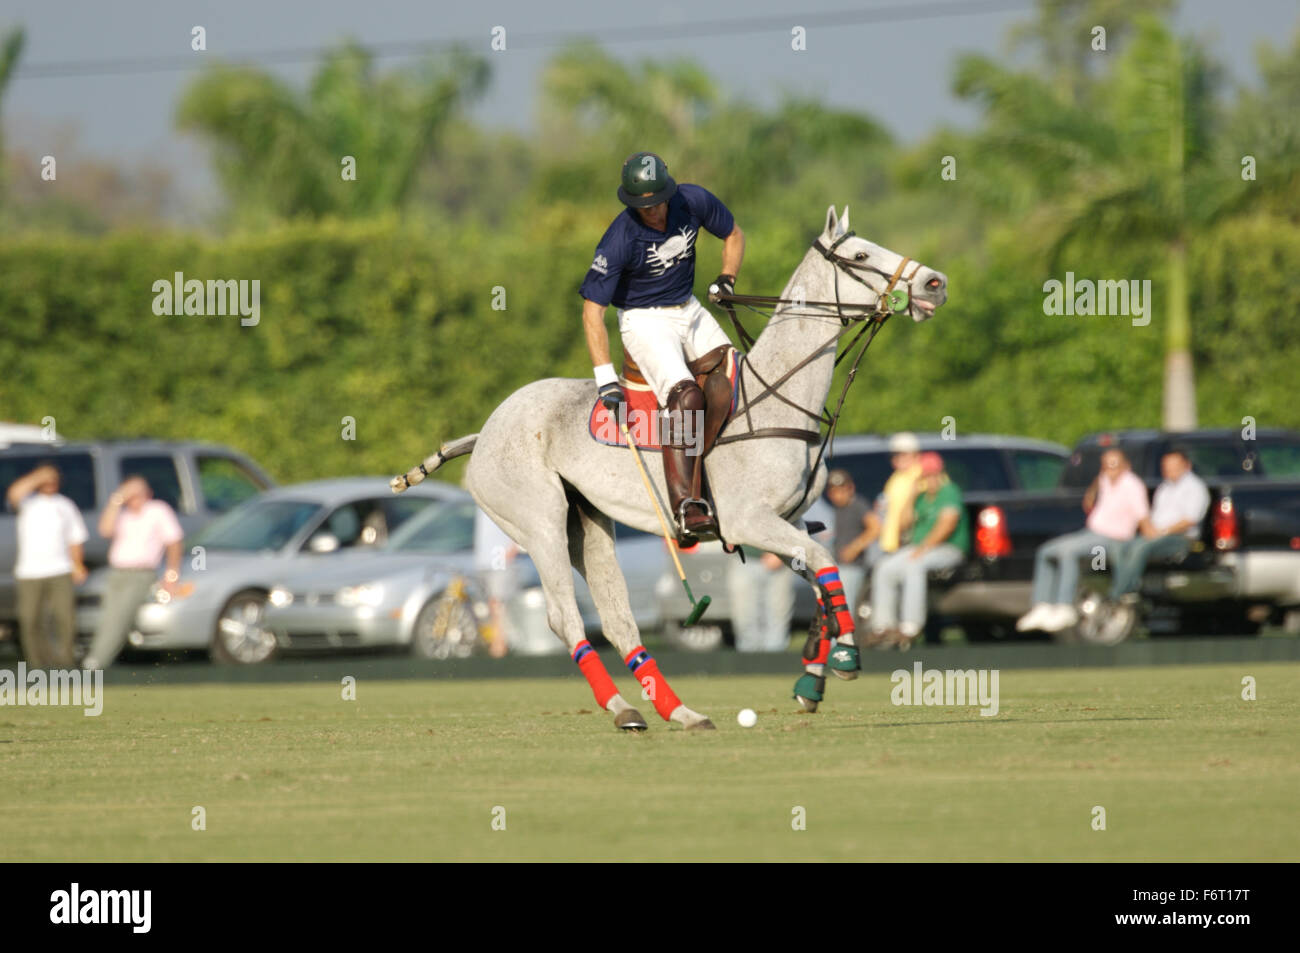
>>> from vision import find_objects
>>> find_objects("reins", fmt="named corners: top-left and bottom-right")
top-left (709, 231), bottom-right (919, 518)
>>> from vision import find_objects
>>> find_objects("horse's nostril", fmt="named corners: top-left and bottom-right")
top-left (926, 277), bottom-right (942, 289)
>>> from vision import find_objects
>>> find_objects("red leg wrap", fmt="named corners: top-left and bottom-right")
top-left (624, 646), bottom-right (682, 721)
top-left (817, 567), bottom-right (856, 638)
top-left (573, 640), bottom-right (618, 709)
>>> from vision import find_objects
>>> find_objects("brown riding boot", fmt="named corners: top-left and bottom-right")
top-left (663, 379), bottom-right (717, 543)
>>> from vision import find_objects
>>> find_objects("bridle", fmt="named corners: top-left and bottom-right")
top-left (716, 231), bottom-right (920, 339)
top-left (710, 230), bottom-right (923, 517)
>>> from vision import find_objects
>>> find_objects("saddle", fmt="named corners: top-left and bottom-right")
top-left (587, 344), bottom-right (740, 454)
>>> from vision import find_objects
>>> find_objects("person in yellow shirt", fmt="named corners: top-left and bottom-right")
top-left (879, 432), bottom-right (923, 553)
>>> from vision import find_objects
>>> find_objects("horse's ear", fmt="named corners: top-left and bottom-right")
top-left (824, 205), bottom-right (839, 238)
top-left (840, 206), bottom-right (851, 233)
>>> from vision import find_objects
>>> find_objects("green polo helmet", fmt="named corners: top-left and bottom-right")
top-left (618, 152), bottom-right (677, 208)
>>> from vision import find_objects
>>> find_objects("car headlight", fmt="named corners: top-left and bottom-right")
top-left (154, 582), bottom-right (196, 604)
top-left (268, 586), bottom-right (293, 608)
top-left (336, 583), bottom-right (384, 608)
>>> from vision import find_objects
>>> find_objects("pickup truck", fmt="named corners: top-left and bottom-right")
top-left (892, 428), bottom-right (1300, 643)
top-left (0, 439), bottom-right (276, 647)
top-left (657, 433), bottom-right (1072, 648)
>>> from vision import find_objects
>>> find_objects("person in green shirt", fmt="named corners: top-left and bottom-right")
top-left (866, 451), bottom-right (969, 650)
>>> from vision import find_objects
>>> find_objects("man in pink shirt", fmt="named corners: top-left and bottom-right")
top-left (84, 476), bottom-right (184, 669)
top-left (1017, 448), bottom-right (1149, 633)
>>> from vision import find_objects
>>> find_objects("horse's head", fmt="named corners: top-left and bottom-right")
top-left (815, 205), bottom-right (947, 322)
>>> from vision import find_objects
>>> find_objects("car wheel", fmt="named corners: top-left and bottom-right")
top-left (210, 589), bottom-right (277, 664)
top-left (411, 588), bottom-right (481, 660)
top-left (1075, 592), bottom-right (1137, 646)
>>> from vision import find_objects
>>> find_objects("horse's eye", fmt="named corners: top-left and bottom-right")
top-left (854, 252), bottom-right (868, 262)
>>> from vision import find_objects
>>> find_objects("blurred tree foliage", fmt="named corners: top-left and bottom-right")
top-left (175, 42), bottom-right (488, 225)
top-left (1, 6), bottom-right (1298, 482)
top-left (933, 15), bottom-right (1241, 430)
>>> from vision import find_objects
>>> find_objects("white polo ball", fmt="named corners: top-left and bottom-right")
top-left (737, 708), bottom-right (757, 728)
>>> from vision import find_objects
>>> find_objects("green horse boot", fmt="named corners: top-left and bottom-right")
top-left (828, 641), bottom-right (861, 681)
top-left (793, 672), bottom-right (826, 712)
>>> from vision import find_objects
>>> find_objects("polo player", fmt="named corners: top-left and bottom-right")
top-left (580, 151), bottom-right (745, 542)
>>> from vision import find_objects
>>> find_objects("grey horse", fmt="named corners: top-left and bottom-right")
top-left (392, 206), bottom-right (947, 730)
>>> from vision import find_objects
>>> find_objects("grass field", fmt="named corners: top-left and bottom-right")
top-left (3, 661), bottom-right (1297, 861)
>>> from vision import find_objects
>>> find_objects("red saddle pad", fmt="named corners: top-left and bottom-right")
top-left (588, 348), bottom-right (740, 452)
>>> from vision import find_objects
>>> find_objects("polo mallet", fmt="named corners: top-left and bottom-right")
top-left (618, 414), bottom-right (711, 627)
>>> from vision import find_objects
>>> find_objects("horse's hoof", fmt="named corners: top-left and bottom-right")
top-left (687, 718), bottom-right (716, 731)
top-left (615, 709), bottom-right (648, 732)
top-left (793, 672), bottom-right (825, 712)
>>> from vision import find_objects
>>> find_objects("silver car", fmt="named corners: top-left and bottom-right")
top-left (263, 499), bottom-right (487, 659)
top-left (263, 507), bottom-right (673, 659)
top-left (90, 478), bottom-right (461, 663)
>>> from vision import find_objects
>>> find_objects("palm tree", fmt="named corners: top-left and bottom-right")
top-left (952, 15), bottom-right (1239, 430)
top-left (535, 42), bottom-right (891, 208)
top-left (177, 41), bottom-right (487, 221)
top-left (1225, 28), bottom-right (1300, 220)
top-left (534, 42), bottom-right (721, 201)
top-left (1006, 0), bottom-right (1173, 105)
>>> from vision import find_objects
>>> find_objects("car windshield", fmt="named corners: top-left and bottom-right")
top-left (192, 498), bottom-right (322, 552)
top-left (388, 500), bottom-right (476, 554)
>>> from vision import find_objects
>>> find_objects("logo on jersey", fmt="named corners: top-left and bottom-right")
top-left (591, 253), bottom-right (609, 275)
top-left (646, 227), bottom-right (697, 276)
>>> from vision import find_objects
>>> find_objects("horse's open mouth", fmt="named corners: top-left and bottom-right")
top-left (913, 298), bottom-right (938, 315)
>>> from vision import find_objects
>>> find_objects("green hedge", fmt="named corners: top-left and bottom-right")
top-left (3, 210), bottom-right (1298, 486)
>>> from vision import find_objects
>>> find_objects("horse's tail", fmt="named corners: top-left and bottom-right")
top-left (390, 434), bottom-right (479, 493)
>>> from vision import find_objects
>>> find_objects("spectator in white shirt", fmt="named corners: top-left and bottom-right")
top-left (6, 464), bottom-right (89, 667)
top-left (84, 476), bottom-right (184, 670)
top-left (1109, 447), bottom-right (1211, 601)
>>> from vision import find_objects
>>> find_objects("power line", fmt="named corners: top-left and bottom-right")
top-left (14, 0), bottom-right (1032, 80)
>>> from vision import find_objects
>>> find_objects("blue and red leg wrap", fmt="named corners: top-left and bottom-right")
top-left (817, 567), bottom-right (855, 639)
top-left (624, 646), bottom-right (682, 721)
top-left (573, 639), bottom-right (618, 709)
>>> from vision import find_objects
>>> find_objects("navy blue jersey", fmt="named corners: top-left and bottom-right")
top-left (579, 183), bottom-right (735, 309)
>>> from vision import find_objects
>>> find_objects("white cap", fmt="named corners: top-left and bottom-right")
top-left (889, 432), bottom-right (921, 454)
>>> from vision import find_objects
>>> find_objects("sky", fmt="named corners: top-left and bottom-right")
top-left (4, 0), bottom-right (1298, 207)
